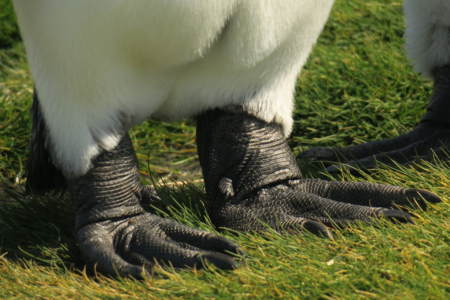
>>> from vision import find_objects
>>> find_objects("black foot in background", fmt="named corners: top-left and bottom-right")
top-left (300, 122), bottom-right (450, 172)
top-left (299, 64), bottom-right (450, 172)
top-left (196, 108), bottom-right (441, 237)
top-left (67, 134), bottom-right (243, 279)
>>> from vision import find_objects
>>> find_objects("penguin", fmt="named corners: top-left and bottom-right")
top-left (301, 0), bottom-right (450, 169)
top-left (13, 0), bottom-right (444, 278)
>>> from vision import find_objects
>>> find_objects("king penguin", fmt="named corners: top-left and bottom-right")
top-left (12, 0), bottom-right (446, 278)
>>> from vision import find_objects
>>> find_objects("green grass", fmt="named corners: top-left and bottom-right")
top-left (0, 0), bottom-right (20, 48)
top-left (1, 0), bottom-right (449, 298)
top-left (291, 1), bottom-right (431, 151)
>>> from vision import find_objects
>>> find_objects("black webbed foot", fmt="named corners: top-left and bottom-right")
top-left (196, 108), bottom-right (441, 238)
top-left (27, 91), bottom-right (243, 279)
top-left (67, 134), bottom-right (243, 279)
top-left (299, 64), bottom-right (450, 171)
top-left (77, 213), bottom-right (241, 279)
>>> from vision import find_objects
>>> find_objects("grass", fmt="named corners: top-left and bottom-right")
top-left (0, 0), bottom-right (449, 298)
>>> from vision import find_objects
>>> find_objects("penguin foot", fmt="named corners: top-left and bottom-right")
top-left (209, 179), bottom-right (442, 237)
top-left (299, 122), bottom-right (450, 172)
top-left (196, 108), bottom-right (441, 238)
top-left (300, 64), bottom-right (450, 172)
top-left (77, 213), bottom-right (242, 279)
top-left (68, 134), bottom-right (243, 279)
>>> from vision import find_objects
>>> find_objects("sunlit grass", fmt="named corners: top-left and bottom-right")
top-left (1, 0), bottom-right (449, 298)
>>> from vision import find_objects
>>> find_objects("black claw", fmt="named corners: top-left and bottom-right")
top-left (207, 235), bottom-right (244, 256)
top-left (205, 235), bottom-right (246, 265)
top-left (236, 248), bottom-right (246, 257)
top-left (406, 189), bottom-right (442, 204)
top-left (196, 253), bottom-right (238, 270)
top-left (325, 164), bottom-right (340, 173)
top-left (326, 161), bottom-right (377, 174)
top-left (140, 185), bottom-right (162, 204)
top-left (301, 220), bottom-right (334, 239)
top-left (298, 147), bottom-right (336, 160)
top-left (377, 209), bottom-right (416, 225)
top-left (325, 163), bottom-right (353, 173)
top-left (124, 265), bottom-right (150, 280)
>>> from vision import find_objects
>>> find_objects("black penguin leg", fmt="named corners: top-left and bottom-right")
top-left (299, 64), bottom-right (450, 171)
top-left (28, 93), bottom-right (243, 278)
top-left (26, 89), bottom-right (66, 193)
top-left (67, 135), bottom-right (242, 278)
top-left (196, 107), bottom-right (441, 236)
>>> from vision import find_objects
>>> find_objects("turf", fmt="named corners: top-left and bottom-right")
top-left (1, 0), bottom-right (449, 298)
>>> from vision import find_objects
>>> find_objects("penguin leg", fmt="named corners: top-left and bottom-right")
top-left (68, 134), bottom-right (243, 278)
top-left (196, 107), bottom-right (442, 237)
top-left (299, 64), bottom-right (450, 171)
top-left (28, 93), bottom-right (243, 279)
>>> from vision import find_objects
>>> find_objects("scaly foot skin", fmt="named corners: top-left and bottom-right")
top-left (196, 108), bottom-right (441, 237)
top-left (300, 64), bottom-right (450, 172)
top-left (67, 134), bottom-right (243, 279)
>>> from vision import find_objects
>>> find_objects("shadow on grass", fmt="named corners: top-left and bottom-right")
top-left (1, 155), bottom-right (447, 278)
top-left (0, 189), bottom-right (82, 271)
top-left (143, 179), bottom-right (217, 233)
top-left (0, 180), bottom-right (213, 274)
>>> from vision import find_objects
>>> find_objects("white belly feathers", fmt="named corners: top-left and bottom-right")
top-left (13, 0), bottom-right (335, 177)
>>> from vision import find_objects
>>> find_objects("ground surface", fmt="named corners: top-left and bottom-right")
top-left (0, 0), bottom-right (449, 298)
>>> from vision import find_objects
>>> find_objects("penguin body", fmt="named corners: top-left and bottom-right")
top-left (13, 0), bottom-right (334, 177)
top-left (403, 0), bottom-right (450, 79)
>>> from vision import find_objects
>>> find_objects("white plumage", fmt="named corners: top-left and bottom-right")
top-left (13, 0), bottom-right (334, 177)
top-left (12, 0), bottom-right (450, 178)
top-left (403, 0), bottom-right (450, 79)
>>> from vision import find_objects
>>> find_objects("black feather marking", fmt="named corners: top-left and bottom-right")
top-left (25, 89), bottom-right (66, 194)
